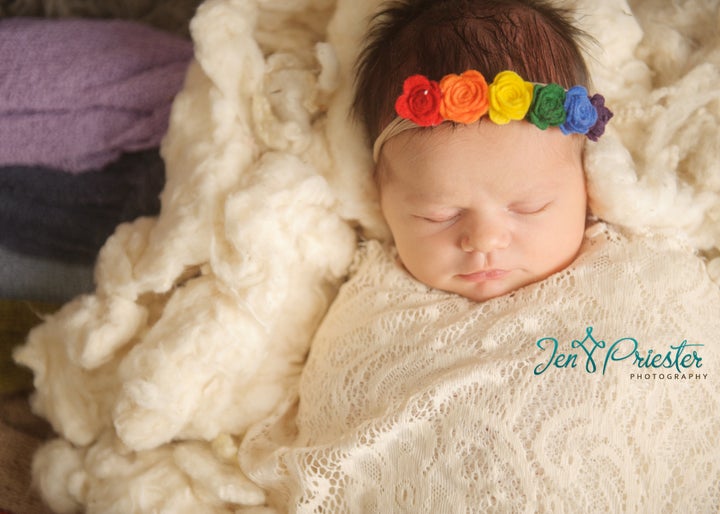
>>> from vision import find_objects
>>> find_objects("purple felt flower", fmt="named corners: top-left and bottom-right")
top-left (586, 94), bottom-right (614, 142)
top-left (560, 85), bottom-right (598, 135)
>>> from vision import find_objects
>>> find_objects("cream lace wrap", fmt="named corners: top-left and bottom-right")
top-left (240, 224), bottom-right (720, 513)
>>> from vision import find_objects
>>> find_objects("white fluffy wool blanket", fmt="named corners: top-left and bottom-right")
top-left (13, 0), bottom-right (720, 512)
top-left (239, 225), bottom-right (720, 513)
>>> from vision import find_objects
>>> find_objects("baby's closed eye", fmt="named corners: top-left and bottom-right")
top-left (507, 200), bottom-right (552, 215)
top-left (413, 211), bottom-right (462, 224)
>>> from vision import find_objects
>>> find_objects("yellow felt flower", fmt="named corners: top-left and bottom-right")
top-left (488, 71), bottom-right (534, 125)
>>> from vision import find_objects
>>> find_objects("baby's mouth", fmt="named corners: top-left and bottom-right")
top-left (457, 269), bottom-right (510, 283)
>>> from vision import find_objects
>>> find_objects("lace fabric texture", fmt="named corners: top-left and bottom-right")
top-left (240, 224), bottom-right (720, 513)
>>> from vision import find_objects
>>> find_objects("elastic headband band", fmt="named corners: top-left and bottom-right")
top-left (372, 118), bottom-right (419, 162)
top-left (372, 69), bottom-right (613, 162)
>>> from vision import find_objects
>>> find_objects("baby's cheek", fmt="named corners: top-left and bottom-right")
top-left (400, 237), bottom-right (452, 283)
top-left (539, 220), bottom-right (584, 270)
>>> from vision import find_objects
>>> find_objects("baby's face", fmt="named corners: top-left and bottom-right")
top-left (378, 120), bottom-right (587, 303)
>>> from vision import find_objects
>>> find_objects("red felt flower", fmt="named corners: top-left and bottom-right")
top-left (395, 75), bottom-right (443, 126)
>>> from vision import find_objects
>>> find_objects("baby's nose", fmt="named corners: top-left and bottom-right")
top-left (460, 215), bottom-right (511, 253)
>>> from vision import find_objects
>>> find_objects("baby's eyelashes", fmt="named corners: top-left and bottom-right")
top-left (414, 211), bottom-right (462, 224)
top-left (412, 200), bottom-right (552, 224)
top-left (506, 201), bottom-right (552, 215)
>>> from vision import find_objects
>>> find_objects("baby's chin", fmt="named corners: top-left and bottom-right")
top-left (447, 281), bottom-right (519, 303)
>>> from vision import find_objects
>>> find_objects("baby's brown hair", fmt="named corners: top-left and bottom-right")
top-left (353, 0), bottom-right (591, 143)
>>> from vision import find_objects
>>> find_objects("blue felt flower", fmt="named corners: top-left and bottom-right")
top-left (560, 85), bottom-right (598, 135)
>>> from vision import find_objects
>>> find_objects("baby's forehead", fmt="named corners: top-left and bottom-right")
top-left (389, 121), bottom-right (583, 166)
top-left (379, 121), bottom-right (585, 197)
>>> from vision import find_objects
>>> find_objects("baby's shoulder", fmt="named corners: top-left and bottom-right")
top-left (582, 221), bottom-right (700, 261)
top-left (576, 221), bottom-right (719, 298)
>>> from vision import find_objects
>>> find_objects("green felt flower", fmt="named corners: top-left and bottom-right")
top-left (528, 83), bottom-right (567, 130)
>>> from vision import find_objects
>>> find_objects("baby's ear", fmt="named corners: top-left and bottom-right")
top-left (571, 133), bottom-right (587, 161)
top-left (577, 132), bottom-right (588, 148)
top-left (373, 159), bottom-right (390, 188)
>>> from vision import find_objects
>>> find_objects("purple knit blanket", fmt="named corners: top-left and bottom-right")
top-left (0, 18), bottom-right (193, 173)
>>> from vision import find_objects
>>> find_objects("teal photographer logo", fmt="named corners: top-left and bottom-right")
top-left (533, 326), bottom-right (705, 378)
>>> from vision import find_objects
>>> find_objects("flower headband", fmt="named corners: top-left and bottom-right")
top-left (372, 69), bottom-right (613, 161)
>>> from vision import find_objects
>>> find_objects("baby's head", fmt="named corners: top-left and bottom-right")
top-left (353, 0), bottom-right (612, 302)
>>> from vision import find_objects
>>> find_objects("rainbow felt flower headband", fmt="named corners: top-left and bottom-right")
top-left (372, 69), bottom-right (613, 161)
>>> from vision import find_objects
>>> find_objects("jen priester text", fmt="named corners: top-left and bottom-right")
top-left (533, 326), bottom-right (704, 376)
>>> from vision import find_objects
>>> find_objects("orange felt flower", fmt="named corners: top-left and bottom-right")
top-left (439, 70), bottom-right (489, 124)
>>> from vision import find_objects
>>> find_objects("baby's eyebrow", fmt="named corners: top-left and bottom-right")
top-left (404, 191), bottom-right (460, 206)
top-left (510, 188), bottom-right (554, 199)
top-left (507, 178), bottom-right (560, 197)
